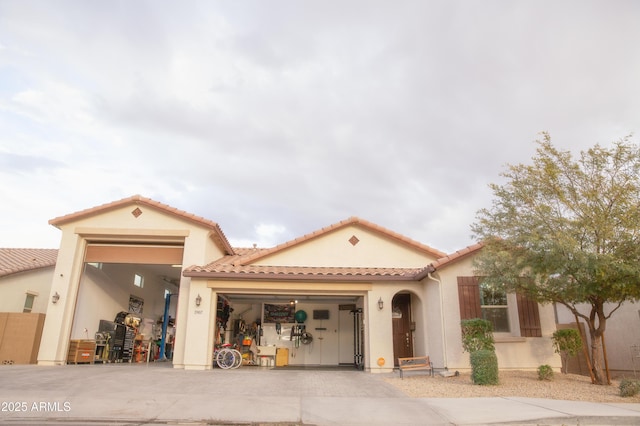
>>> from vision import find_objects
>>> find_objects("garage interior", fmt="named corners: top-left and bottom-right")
top-left (216, 293), bottom-right (364, 369)
top-left (69, 261), bottom-right (181, 364)
top-left (68, 250), bottom-right (365, 369)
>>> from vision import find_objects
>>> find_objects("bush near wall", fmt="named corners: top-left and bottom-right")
top-left (537, 364), bottom-right (554, 381)
top-left (552, 328), bottom-right (582, 374)
top-left (470, 349), bottom-right (499, 385)
top-left (461, 319), bottom-right (495, 353)
top-left (620, 379), bottom-right (640, 397)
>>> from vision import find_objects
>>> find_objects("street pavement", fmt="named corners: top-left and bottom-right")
top-left (0, 363), bottom-right (639, 425)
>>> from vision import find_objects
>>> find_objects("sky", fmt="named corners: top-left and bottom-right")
top-left (1, 1), bottom-right (639, 254)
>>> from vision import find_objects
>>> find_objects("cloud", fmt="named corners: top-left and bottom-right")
top-left (0, 1), bottom-right (639, 254)
top-left (0, 151), bottom-right (63, 173)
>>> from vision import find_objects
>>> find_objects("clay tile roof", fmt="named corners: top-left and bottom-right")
top-left (0, 248), bottom-right (58, 278)
top-left (48, 195), bottom-right (235, 255)
top-left (239, 216), bottom-right (446, 265)
top-left (429, 242), bottom-right (484, 271)
top-left (183, 263), bottom-right (424, 281)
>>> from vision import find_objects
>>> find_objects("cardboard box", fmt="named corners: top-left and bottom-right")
top-left (276, 347), bottom-right (289, 367)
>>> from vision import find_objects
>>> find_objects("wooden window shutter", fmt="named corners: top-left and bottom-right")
top-left (516, 293), bottom-right (542, 337)
top-left (457, 276), bottom-right (482, 320)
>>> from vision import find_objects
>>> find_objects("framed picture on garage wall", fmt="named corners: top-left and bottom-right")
top-left (129, 295), bottom-right (144, 314)
top-left (263, 303), bottom-right (295, 323)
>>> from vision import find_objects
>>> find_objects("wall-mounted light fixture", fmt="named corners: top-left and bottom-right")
top-left (52, 292), bottom-right (60, 304)
top-left (378, 297), bottom-right (384, 310)
top-left (195, 294), bottom-right (202, 307)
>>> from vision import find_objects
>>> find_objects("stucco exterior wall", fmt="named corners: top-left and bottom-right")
top-left (556, 301), bottom-right (640, 372)
top-left (433, 256), bottom-right (560, 371)
top-left (0, 268), bottom-right (54, 314)
top-left (38, 202), bottom-right (226, 367)
top-left (38, 229), bottom-right (86, 365)
top-left (422, 276), bottom-right (447, 368)
top-left (366, 288), bottom-right (391, 372)
top-left (172, 221), bottom-right (226, 369)
top-left (253, 226), bottom-right (437, 268)
top-left (361, 281), bottom-right (435, 373)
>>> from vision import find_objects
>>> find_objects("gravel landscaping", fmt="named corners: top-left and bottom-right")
top-left (383, 370), bottom-right (640, 403)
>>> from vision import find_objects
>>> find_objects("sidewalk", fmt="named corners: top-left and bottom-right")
top-left (0, 364), bottom-right (639, 425)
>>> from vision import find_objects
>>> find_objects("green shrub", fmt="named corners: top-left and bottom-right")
top-left (461, 318), bottom-right (495, 353)
top-left (537, 364), bottom-right (554, 381)
top-left (552, 328), bottom-right (582, 374)
top-left (619, 379), bottom-right (640, 397)
top-left (470, 349), bottom-right (499, 385)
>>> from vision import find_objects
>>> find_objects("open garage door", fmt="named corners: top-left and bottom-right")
top-left (215, 293), bottom-right (364, 369)
top-left (68, 243), bottom-right (183, 364)
top-left (84, 244), bottom-right (184, 264)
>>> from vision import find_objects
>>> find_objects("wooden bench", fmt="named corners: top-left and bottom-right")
top-left (398, 356), bottom-right (434, 379)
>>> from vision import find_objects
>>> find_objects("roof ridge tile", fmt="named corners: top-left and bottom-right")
top-left (430, 242), bottom-right (484, 270)
top-left (48, 195), bottom-right (235, 255)
top-left (238, 216), bottom-right (445, 265)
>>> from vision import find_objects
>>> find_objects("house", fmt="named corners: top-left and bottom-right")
top-left (26, 195), bottom-right (560, 371)
top-left (0, 248), bottom-right (58, 314)
top-left (0, 248), bottom-right (57, 364)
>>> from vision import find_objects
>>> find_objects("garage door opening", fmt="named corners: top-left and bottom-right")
top-left (68, 244), bottom-right (183, 365)
top-left (215, 293), bottom-right (364, 370)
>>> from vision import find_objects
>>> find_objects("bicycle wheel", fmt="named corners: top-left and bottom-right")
top-left (231, 349), bottom-right (242, 369)
top-left (216, 348), bottom-right (235, 369)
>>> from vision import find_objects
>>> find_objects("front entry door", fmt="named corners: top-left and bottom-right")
top-left (392, 293), bottom-right (413, 366)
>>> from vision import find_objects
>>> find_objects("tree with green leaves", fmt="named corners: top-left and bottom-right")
top-left (471, 133), bottom-right (640, 385)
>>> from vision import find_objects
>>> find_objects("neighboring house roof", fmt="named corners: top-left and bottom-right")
top-left (238, 216), bottom-right (447, 265)
top-left (0, 248), bottom-right (58, 278)
top-left (48, 195), bottom-right (235, 255)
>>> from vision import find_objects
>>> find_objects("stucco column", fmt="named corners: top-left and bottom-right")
top-left (367, 291), bottom-right (394, 373)
top-left (181, 281), bottom-right (213, 370)
top-left (38, 234), bottom-right (86, 365)
top-left (170, 276), bottom-right (190, 368)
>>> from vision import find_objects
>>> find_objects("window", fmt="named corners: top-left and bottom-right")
top-left (480, 281), bottom-right (510, 332)
top-left (457, 276), bottom-right (542, 337)
top-left (134, 273), bottom-right (144, 288)
top-left (23, 293), bottom-right (36, 313)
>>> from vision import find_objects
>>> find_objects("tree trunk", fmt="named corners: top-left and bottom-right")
top-left (560, 352), bottom-right (568, 374)
top-left (587, 319), bottom-right (607, 385)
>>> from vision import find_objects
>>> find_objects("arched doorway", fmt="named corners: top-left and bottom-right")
top-left (392, 293), bottom-right (413, 366)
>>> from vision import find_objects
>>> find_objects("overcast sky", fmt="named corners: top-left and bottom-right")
top-left (1, 1), bottom-right (639, 254)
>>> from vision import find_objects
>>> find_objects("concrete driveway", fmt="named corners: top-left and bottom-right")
top-left (1, 364), bottom-right (639, 425)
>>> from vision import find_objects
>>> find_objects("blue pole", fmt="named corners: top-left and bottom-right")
top-left (158, 293), bottom-right (174, 361)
